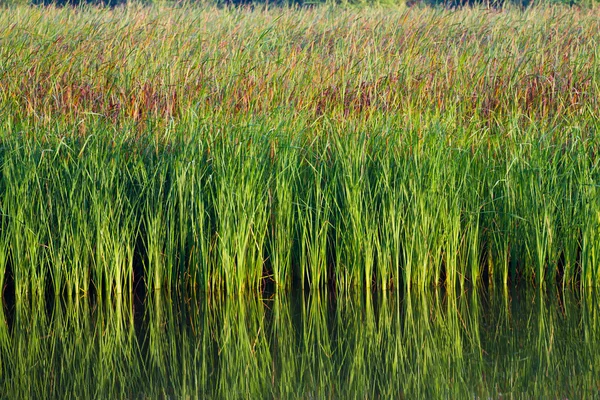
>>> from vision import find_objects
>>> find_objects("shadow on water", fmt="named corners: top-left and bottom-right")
top-left (1, 286), bottom-right (600, 397)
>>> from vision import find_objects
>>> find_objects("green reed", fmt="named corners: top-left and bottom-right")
top-left (1, 4), bottom-right (600, 296)
top-left (1, 116), bottom-right (599, 296)
top-left (268, 136), bottom-right (296, 291)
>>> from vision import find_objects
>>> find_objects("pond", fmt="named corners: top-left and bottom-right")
top-left (1, 288), bottom-right (599, 398)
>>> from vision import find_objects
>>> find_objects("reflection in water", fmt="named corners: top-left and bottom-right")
top-left (1, 289), bottom-right (599, 398)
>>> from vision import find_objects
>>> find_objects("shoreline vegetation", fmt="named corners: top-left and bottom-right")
top-left (1, 4), bottom-right (599, 299)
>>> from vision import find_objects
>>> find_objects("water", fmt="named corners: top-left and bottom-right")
top-left (1, 288), bottom-right (599, 398)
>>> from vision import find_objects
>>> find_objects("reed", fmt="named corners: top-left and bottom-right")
top-left (0, 4), bottom-right (599, 297)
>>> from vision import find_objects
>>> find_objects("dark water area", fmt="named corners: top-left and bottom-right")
top-left (1, 287), bottom-right (599, 398)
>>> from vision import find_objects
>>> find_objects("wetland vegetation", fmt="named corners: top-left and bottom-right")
top-left (1, 5), bottom-right (599, 297)
top-left (0, 3), bottom-right (599, 396)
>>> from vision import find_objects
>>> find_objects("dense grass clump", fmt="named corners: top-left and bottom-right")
top-left (0, 4), bottom-right (599, 297)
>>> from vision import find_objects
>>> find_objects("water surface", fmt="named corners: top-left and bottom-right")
top-left (1, 288), bottom-right (599, 398)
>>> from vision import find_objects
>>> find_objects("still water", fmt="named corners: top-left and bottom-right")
top-left (1, 288), bottom-right (599, 398)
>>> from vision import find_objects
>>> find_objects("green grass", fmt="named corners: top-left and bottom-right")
top-left (0, 4), bottom-right (599, 298)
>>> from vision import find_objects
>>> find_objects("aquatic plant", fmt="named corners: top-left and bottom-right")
top-left (0, 4), bottom-right (599, 297)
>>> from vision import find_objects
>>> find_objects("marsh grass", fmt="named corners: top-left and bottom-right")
top-left (0, 4), bottom-right (600, 297)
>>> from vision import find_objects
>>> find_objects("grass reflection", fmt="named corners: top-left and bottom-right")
top-left (1, 289), bottom-right (599, 398)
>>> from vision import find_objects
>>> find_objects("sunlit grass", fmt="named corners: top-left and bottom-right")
top-left (0, 4), bottom-right (599, 297)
